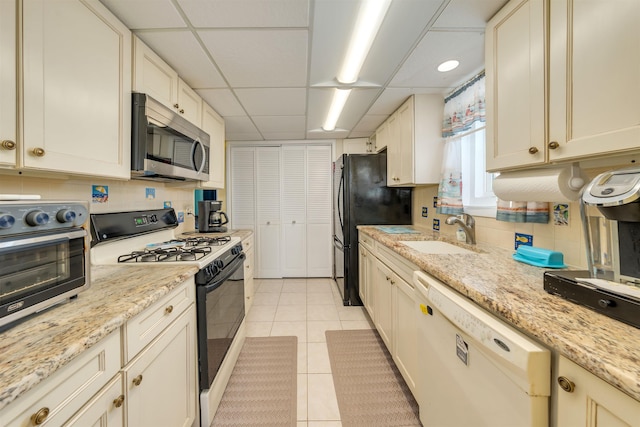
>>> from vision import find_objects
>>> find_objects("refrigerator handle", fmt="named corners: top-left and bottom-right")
top-left (333, 235), bottom-right (345, 249)
top-left (337, 170), bottom-right (344, 230)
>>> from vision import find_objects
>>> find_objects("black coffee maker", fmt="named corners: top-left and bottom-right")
top-left (197, 201), bottom-right (229, 233)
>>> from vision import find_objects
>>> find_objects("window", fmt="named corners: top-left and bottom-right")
top-left (457, 123), bottom-right (497, 217)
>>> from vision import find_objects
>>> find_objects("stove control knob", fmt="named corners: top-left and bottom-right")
top-left (0, 213), bottom-right (15, 229)
top-left (56, 209), bottom-right (77, 223)
top-left (206, 264), bottom-right (219, 276)
top-left (25, 210), bottom-right (50, 226)
top-left (215, 260), bottom-right (224, 269)
top-left (231, 246), bottom-right (242, 255)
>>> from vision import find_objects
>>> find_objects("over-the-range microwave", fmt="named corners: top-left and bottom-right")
top-left (131, 93), bottom-right (210, 182)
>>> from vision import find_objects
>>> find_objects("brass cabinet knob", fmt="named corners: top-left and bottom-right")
top-left (549, 141), bottom-right (560, 149)
top-left (1, 140), bottom-right (16, 150)
top-left (32, 147), bottom-right (45, 157)
top-left (385, 276), bottom-right (390, 281)
top-left (165, 305), bottom-right (174, 314)
top-left (528, 146), bottom-right (539, 154)
top-left (113, 394), bottom-right (125, 408)
top-left (390, 280), bottom-right (396, 285)
top-left (132, 374), bottom-right (143, 386)
top-left (557, 376), bottom-right (575, 393)
top-left (30, 407), bottom-right (50, 425)
top-left (174, 103), bottom-right (179, 109)
top-left (179, 109), bottom-right (185, 114)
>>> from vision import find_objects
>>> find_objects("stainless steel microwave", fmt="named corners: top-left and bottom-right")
top-left (131, 93), bottom-right (210, 182)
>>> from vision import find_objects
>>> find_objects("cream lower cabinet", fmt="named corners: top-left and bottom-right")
top-left (63, 375), bottom-right (125, 427)
top-left (243, 233), bottom-right (255, 313)
top-left (358, 243), bottom-right (375, 319)
top-left (21, 0), bottom-right (131, 179)
top-left (555, 356), bottom-right (640, 427)
top-left (364, 236), bottom-right (418, 396)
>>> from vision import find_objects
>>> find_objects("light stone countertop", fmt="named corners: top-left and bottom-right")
top-left (358, 225), bottom-right (640, 402)
top-left (0, 263), bottom-right (198, 411)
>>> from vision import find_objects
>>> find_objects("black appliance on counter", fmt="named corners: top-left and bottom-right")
top-left (333, 152), bottom-right (412, 305)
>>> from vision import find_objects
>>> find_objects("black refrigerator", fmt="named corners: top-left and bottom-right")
top-left (333, 152), bottom-right (412, 306)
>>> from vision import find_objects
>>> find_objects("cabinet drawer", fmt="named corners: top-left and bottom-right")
top-left (244, 247), bottom-right (255, 279)
top-left (123, 278), bottom-right (195, 363)
top-left (2, 330), bottom-right (121, 427)
top-left (241, 234), bottom-right (254, 254)
top-left (63, 374), bottom-right (124, 427)
top-left (359, 232), bottom-right (375, 252)
top-left (376, 244), bottom-right (419, 286)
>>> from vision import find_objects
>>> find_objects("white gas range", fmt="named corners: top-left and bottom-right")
top-left (89, 208), bottom-right (246, 427)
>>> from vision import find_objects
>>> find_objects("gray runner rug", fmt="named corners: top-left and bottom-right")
top-left (211, 336), bottom-right (297, 427)
top-left (325, 329), bottom-right (421, 427)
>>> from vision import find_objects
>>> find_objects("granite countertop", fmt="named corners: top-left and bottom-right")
top-left (180, 229), bottom-right (253, 241)
top-left (359, 225), bottom-right (640, 402)
top-left (0, 264), bottom-right (198, 411)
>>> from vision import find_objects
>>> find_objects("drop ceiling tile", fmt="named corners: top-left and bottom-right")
top-left (433, 0), bottom-right (508, 29)
top-left (99, 0), bottom-right (186, 29)
top-left (352, 114), bottom-right (388, 134)
top-left (197, 89), bottom-right (246, 116)
top-left (177, 0), bottom-right (309, 28)
top-left (235, 88), bottom-right (306, 116)
top-left (253, 115), bottom-right (305, 137)
top-left (225, 116), bottom-right (262, 141)
top-left (134, 31), bottom-right (226, 88)
top-left (198, 29), bottom-right (308, 87)
top-left (389, 30), bottom-right (485, 88)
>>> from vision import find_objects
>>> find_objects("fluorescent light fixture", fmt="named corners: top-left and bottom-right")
top-left (337, 0), bottom-right (392, 84)
top-left (323, 89), bottom-right (352, 131)
top-left (437, 60), bottom-right (460, 72)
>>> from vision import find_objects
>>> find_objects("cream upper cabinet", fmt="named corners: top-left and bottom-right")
top-left (485, 0), bottom-right (546, 172)
top-left (555, 356), bottom-right (640, 427)
top-left (548, 0), bottom-right (640, 162)
top-left (0, 0), bottom-right (16, 167)
top-left (486, 0), bottom-right (640, 172)
top-left (21, 0), bottom-right (131, 179)
top-left (200, 102), bottom-right (226, 189)
top-left (386, 95), bottom-right (443, 187)
top-left (177, 78), bottom-right (202, 127)
top-left (133, 35), bottom-right (179, 111)
top-left (374, 120), bottom-right (389, 153)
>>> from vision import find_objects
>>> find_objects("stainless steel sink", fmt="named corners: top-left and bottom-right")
top-left (400, 240), bottom-right (474, 255)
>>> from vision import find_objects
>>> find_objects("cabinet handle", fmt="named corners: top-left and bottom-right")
top-left (528, 146), bottom-right (539, 154)
top-left (32, 147), bottom-right (45, 157)
top-left (165, 305), bottom-right (174, 314)
top-left (557, 376), bottom-right (575, 393)
top-left (30, 407), bottom-right (50, 425)
top-left (132, 374), bottom-right (143, 386)
top-left (113, 394), bottom-right (125, 408)
top-left (548, 141), bottom-right (560, 150)
top-left (1, 140), bottom-right (16, 150)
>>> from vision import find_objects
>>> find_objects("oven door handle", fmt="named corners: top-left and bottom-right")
top-left (0, 228), bottom-right (86, 251)
top-left (202, 253), bottom-right (246, 292)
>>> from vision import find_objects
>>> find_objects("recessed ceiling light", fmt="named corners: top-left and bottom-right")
top-left (437, 60), bottom-right (460, 72)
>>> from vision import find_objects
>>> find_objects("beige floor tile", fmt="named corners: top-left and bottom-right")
top-left (251, 292), bottom-right (280, 306)
top-left (298, 342), bottom-right (307, 374)
top-left (245, 321), bottom-right (272, 337)
top-left (337, 306), bottom-right (369, 321)
top-left (298, 374), bottom-right (308, 421)
top-left (307, 321), bottom-right (342, 343)
top-left (307, 304), bottom-right (340, 321)
top-left (280, 292), bottom-right (308, 305)
top-left (275, 304), bottom-right (307, 321)
top-left (307, 293), bottom-right (335, 305)
top-left (307, 280), bottom-right (334, 293)
top-left (308, 422), bottom-right (342, 427)
top-left (256, 280), bottom-right (284, 293)
top-left (271, 321), bottom-right (307, 342)
top-left (307, 342), bottom-right (332, 374)
top-left (297, 422), bottom-right (308, 427)
top-left (340, 320), bottom-right (374, 330)
top-left (282, 280), bottom-right (308, 293)
top-left (307, 374), bottom-right (341, 421)
top-left (246, 305), bottom-right (277, 322)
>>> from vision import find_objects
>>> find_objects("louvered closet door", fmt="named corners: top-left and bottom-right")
top-left (306, 146), bottom-right (332, 277)
top-left (229, 147), bottom-right (255, 232)
top-left (256, 147), bottom-right (281, 278)
top-left (281, 146), bottom-right (307, 277)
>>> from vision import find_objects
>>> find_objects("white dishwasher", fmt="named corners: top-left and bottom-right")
top-left (413, 271), bottom-right (550, 427)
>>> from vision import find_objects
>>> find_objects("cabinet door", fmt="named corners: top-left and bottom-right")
top-left (0, 0), bottom-right (16, 166)
top-left (485, 0), bottom-right (546, 171)
top-left (282, 146), bottom-right (306, 277)
top-left (549, 0), bottom-right (640, 161)
top-left (373, 259), bottom-right (393, 351)
top-left (393, 276), bottom-right (417, 395)
top-left (177, 78), bottom-right (202, 126)
top-left (125, 305), bottom-right (197, 427)
top-left (22, 0), bottom-right (131, 178)
top-left (63, 375), bottom-right (124, 427)
top-left (256, 147), bottom-right (281, 278)
top-left (375, 120), bottom-right (389, 153)
top-left (132, 35), bottom-right (178, 110)
top-left (358, 244), bottom-right (374, 320)
top-left (201, 103), bottom-right (226, 189)
top-left (306, 145), bottom-right (332, 277)
top-left (396, 98), bottom-right (414, 186)
top-left (556, 356), bottom-right (640, 426)
top-left (386, 113), bottom-right (401, 185)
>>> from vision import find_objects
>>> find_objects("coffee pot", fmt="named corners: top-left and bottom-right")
top-left (197, 201), bottom-right (229, 233)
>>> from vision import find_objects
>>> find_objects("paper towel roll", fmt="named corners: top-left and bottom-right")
top-left (493, 166), bottom-right (586, 202)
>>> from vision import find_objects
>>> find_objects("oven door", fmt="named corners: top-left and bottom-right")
top-left (196, 253), bottom-right (246, 391)
top-left (0, 228), bottom-right (88, 328)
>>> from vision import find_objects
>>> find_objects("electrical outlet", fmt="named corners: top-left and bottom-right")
top-left (185, 206), bottom-right (194, 216)
top-left (422, 207), bottom-right (428, 217)
top-left (433, 196), bottom-right (438, 208)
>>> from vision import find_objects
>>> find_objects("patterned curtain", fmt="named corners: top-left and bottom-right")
top-left (436, 73), bottom-right (485, 215)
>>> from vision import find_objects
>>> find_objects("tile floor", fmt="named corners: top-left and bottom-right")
top-left (245, 277), bottom-right (375, 427)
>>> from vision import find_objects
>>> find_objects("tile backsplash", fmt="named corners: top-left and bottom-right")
top-left (412, 185), bottom-right (587, 269)
top-left (0, 174), bottom-right (206, 234)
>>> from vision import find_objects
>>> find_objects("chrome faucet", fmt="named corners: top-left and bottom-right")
top-left (445, 213), bottom-right (476, 244)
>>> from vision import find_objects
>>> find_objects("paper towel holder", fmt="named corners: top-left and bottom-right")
top-left (568, 163), bottom-right (585, 191)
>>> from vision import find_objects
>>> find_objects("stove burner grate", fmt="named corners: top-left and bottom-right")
top-left (118, 245), bottom-right (214, 263)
